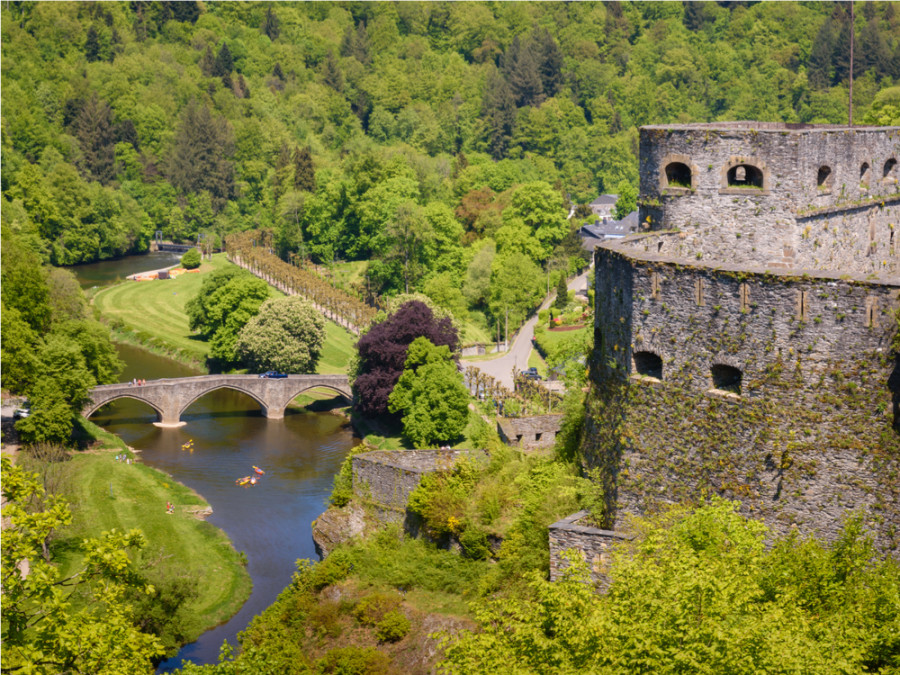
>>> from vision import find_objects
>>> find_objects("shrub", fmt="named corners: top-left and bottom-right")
top-left (375, 610), bottom-right (410, 643)
top-left (293, 549), bottom-right (353, 592)
top-left (180, 248), bottom-right (201, 269)
top-left (310, 600), bottom-right (344, 638)
top-left (353, 592), bottom-right (401, 625)
top-left (459, 526), bottom-right (492, 560)
top-left (317, 646), bottom-right (391, 675)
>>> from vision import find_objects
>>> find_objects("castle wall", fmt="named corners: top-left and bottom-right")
top-left (587, 237), bottom-right (900, 555)
top-left (548, 511), bottom-right (630, 589)
top-left (638, 124), bottom-right (899, 276)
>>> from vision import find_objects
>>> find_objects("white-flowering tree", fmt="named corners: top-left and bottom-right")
top-left (235, 296), bottom-right (326, 373)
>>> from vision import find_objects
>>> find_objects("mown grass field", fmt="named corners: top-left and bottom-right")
top-left (93, 253), bottom-right (356, 374)
top-left (48, 423), bottom-right (251, 648)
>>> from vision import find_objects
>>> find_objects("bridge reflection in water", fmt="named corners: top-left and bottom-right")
top-left (84, 374), bottom-right (351, 427)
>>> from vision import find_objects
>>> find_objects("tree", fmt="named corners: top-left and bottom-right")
top-left (213, 42), bottom-right (234, 77)
top-left (186, 270), bottom-right (270, 366)
top-left (293, 146), bottom-right (316, 193)
top-left (555, 272), bottom-right (568, 311)
top-left (388, 337), bottom-right (469, 448)
top-left (322, 51), bottom-right (344, 92)
top-left (169, 100), bottom-right (235, 211)
top-left (502, 36), bottom-right (545, 108)
top-left (1, 457), bottom-right (164, 673)
top-left (353, 301), bottom-right (459, 417)
top-left (235, 296), bottom-right (326, 374)
top-left (84, 25), bottom-right (101, 62)
top-left (482, 68), bottom-right (516, 159)
top-left (613, 180), bottom-right (638, 220)
top-left (181, 247), bottom-right (202, 269)
top-left (439, 500), bottom-right (900, 674)
top-left (262, 6), bottom-right (280, 41)
top-left (489, 251), bottom-right (545, 330)
top-left (463, 239), bottom-right (496, 308)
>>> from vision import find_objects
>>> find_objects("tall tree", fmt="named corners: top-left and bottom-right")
top-left (482, 68), bottom-right (517, 159)
top-left (322, 51), bottom-right (344, 92)
top-left (72, 93), bottom-right (117, 184)
top-left (261, 6), bottom-right (280, 40)
top-left (533, 28), bottom-right (563, 99)
top-left (213, 42), bottom-right (234, 77)
top-left (293, 146), bottom-right (316, 192)
top-left (502, 36), bottom-right (545, 108)
top-left (168, 100), bottom-right (235, 210)
top-left (807, 15), bottom-right (836, 89)
top-left (84, 25), bottom-right (101, 62)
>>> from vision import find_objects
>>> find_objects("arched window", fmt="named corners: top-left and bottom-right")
top-left (860, 162), bottom-right (871, 186)
top-left (726, 164), bottom-right (763, 189)
top-left (816, 165), bottom-right (832, 190)
top-left (711, 364), bottom-right (742, 395)
top-left (664, 162), bottom-right (692, 189)
top-left (883, 158), bottom-right (897, 181)
top-left (633, 351), bottom-right (663, 380)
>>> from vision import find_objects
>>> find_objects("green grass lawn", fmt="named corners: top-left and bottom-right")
top-left (532, 325), bottom-right (590, 358)
top-left (51, 443), bottom-right (251, 650)
top-left (527, 348), bottom-right (548, 378)
top-left (93, 253), bottom-right (356, 374)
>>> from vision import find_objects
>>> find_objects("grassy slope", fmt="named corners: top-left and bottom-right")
top-left (53, 425), bottom-right (251, 644)
top-left (93, 253), bottom-right (356, 374)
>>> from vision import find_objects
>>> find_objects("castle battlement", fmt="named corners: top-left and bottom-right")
top-left (583, 123), bottom-right (900, 558)
top-left (638, 123), bottom-right (899, 278)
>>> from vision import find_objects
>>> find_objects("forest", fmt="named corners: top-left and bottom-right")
top-left (3, 1), bottom-right (900, 338)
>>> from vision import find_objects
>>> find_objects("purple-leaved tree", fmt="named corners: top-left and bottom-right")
top-left (353, 300), bottom-right (459, 417)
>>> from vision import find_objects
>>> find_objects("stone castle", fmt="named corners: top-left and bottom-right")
top-left (583, 122), bottom-right (900, 557)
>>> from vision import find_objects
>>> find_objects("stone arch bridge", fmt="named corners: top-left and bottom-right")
top-left (84, 375), bottom-right (351, 427)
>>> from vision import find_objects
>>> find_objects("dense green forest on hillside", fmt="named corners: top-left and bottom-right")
top-left (4, 1), bottom-right (899, 276)
top-left (4, 1), bottom-right (900, 336)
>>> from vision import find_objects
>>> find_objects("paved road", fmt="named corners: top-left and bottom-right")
top-left (469, 267), bottom-right (591, 389)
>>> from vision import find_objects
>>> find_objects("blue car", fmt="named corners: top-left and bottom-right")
top-left (259, 371), bottom-right (288, 379)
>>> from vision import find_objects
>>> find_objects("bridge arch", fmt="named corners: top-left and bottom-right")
top-left (83, 394), bottom-right (166, 423)
top-left (177, 384), bottom-right (272, 421)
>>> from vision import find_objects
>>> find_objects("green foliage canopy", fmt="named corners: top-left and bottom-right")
top-left (235, 296), bottom-right (326, 374)
top-left (388, 337), bottom-right (469, 448)
top-left (1, 457), bottom-right (164, 673)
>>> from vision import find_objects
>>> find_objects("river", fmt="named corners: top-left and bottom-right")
top-left (77, 259), bottom-right (357, 671)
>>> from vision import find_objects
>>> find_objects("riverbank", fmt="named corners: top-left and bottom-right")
top-left (42, 420), bottom-right (252, 659)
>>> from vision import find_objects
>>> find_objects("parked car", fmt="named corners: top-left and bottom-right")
top-left (521, 367), bottom-right (542, 381)
top-left (13, 408), bottom-right (30, 419)
top-left (259, 371), bottom-right (288, 379)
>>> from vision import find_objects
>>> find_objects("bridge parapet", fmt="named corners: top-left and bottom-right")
top-left (84, 374), bottom-right (351, 427)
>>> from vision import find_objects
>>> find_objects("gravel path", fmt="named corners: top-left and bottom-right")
top-left (468, 268), bottom-right (591, 390)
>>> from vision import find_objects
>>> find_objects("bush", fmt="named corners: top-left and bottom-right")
top-left (375, 610), bottom-right (410, 643)
top-left (317, 646), bottom-right (391, 675)
top-left (180, 248), bottom-right (201, 269)
top-left (353, 592), bottom-right (401, 625)
top-left (293, 549), bottom-right (353, 593)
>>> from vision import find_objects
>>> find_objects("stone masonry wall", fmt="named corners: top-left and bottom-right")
top-left (352, 449), bottom-right (484, 516)
top-left (638, 124), bottom-right (899, 277)
top-left (496, 414), bottom-right (564, 450)
top-left (549, 511), bottom-right (631, 590)
top-left (586, 236), bottom-right (900, 555)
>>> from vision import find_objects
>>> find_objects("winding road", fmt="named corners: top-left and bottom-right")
top-left (468, 267), bottom-right (592, 390)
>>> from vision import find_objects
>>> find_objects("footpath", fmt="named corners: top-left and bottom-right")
top-left (468, 267), bottom-right (591, 390)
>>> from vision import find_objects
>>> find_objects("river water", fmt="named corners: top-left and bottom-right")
top-left (77, 259), bottom-right (357, 671)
